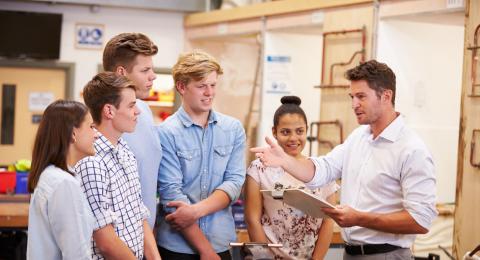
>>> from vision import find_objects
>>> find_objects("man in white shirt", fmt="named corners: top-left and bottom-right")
top-left (252, 60), bottom-right (437, 259)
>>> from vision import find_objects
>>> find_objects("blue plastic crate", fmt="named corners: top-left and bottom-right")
top-left (15, 171), bottom-right (29, 194)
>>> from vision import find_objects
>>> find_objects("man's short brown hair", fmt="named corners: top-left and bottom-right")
top-left (103, 33), bottom-right (158, 72)
top-left (83, 72), bottom-right (136, 124)
top-left (172, 50), bottom-right (223, 90)
top-left (346, 60), bottom-right (396, 105)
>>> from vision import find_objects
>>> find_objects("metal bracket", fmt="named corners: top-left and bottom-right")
top-left (467, 24), bottom-right (480, 97)
top-left (307, 120), bottom-right (344, 156)
top-left (471, 129), bottom-right (480, 168)
top-left (271, 182), bottom-right (284, 199)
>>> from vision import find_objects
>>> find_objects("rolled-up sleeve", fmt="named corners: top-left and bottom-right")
top-left (76, 158), bottom-right (117, 230)
top-left (401, 148), bottom-right (438, 230)
top-left (140, 203), bottom-right (151, 221)
top-left (157, 126), bottom-right (191, 206)
top-left (215, 121), bottom-right (246, 203)
top-left (306, 143), bottom-right (345, 189)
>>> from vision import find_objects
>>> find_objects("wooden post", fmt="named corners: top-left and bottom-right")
top-left (453, 0), bottom-right (480, 258)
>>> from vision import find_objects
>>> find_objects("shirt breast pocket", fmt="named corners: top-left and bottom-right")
top-left (176, 149), bottom-right (201, 180)
top-left (213, 145), bottom-right (233, 176)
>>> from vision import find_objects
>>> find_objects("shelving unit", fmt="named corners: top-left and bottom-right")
top-left (145, 101), bottom-right (174, 107)
top-left (145, 100), bottom-right (175, 124)
top-left (146, 69), bottom-right (177, 124)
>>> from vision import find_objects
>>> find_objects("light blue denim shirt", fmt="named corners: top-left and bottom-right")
top-left (122, 99), bottom-right (162, 228)
top-left (156, 107), bottom-right (246, 254)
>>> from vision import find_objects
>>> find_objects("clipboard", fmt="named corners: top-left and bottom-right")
top-left (261, 188), bottom-right (335, 218)
top-left (230, 242), bottom-right (282, 260)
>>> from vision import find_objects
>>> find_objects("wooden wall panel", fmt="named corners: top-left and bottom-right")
top-left (453, 0), bottom-right (480, 258)
top-left (317, 4), bottom-right (374, 155)
top-left (186, 37), bottom-right (261, 163)
top-left (187, 37), bottom-right (260, 123)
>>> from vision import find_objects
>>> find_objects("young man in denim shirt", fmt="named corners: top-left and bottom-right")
top-left (156, 51), bottom-right (246, 260)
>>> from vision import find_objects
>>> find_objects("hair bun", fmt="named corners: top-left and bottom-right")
top-left (280, 96), bottom-right (301, 106)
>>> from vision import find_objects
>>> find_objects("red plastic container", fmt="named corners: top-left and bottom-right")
top-left (0, 171), bottom-right (16, 194)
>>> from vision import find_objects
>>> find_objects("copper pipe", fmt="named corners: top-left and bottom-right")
top-left (329, 50), bottom-right (365, 88)
top-left (467, 24), bottom-right (480, 97)
top-left (471, 129), bottom-right (480, 168)
top-left (320, 26), bottom-right (366, 88)
top-left (361, 25), bottom-right (366, 62)
top-left (308, 120), bottom-right (344, 156)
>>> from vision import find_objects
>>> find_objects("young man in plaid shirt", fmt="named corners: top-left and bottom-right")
top-left (76, 72), bottom-right (160, 260)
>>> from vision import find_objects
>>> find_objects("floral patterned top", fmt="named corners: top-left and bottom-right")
top-left (247, 159), bottom-right (339, 260)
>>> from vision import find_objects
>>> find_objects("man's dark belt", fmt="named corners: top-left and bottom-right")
top-left (345, 243), bottom-right (402, 255)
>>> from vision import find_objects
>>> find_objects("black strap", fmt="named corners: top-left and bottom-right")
top-left (345, 243), bottom-right (402, 255)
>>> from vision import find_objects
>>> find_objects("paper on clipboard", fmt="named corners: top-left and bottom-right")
top-left (261, 188), bottom-right (335, 218)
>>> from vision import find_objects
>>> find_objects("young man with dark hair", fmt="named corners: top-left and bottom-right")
top-left (77, 72), bottom-right (160, 260)
top-left (103, 33), bottom-right (162, 229)
top-left (156, 50), bottom-right (246, 260)
top-left (252, 60), bottom-right (438, 260)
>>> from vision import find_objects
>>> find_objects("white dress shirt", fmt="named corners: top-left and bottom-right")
top-left (27, 165), bottom-right (95, 260)
top-left (306, 115), bottom-right (438, 248)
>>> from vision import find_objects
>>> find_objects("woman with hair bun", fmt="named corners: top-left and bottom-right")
top-left (245, 96), bottom-right (338, 260)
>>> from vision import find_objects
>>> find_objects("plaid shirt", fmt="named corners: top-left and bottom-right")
top-left (76, 132), bottom-right (149, 259)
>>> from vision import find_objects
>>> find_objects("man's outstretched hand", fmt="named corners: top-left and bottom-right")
top-left (250, 136), bottom-right (288, 168)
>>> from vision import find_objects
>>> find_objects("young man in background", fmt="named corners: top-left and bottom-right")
top-left (103, 33), bottom-right (162, 229)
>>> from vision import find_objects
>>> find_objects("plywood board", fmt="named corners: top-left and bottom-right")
top-left (186, 37), bottom-right (261, 162)
top-left (453, 0), bottom-right (480, 258)
top-left (317, 4), bottom-right (374, 155)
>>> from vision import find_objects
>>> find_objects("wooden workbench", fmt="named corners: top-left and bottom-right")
top-left (0, 194), bottom-right (29, 228)
top-left (236, 225), bottom-right (344, 244)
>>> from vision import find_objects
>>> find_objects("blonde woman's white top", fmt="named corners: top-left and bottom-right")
top-left (27, 165), bottom-right (95, 260)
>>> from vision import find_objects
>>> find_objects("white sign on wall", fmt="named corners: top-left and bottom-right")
top-left (75, 23), bottom-right (105, 49)
top-left (29, 92), bottom-right (54, 111)
top-left (264, 55), bottom-right (292, 94)
top-left (446, 0), bottom-right (464, 8)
